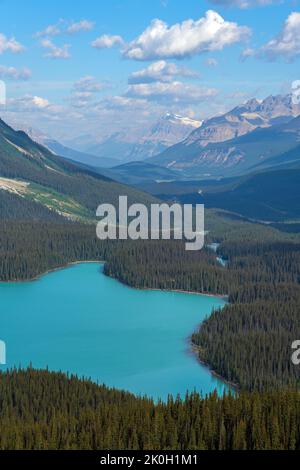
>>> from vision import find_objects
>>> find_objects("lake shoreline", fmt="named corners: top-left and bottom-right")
top-left (140, 286), bottom-right (228, 301)
top-left (190, 343), bottom-right (238, 392)
top-left (0, 260), bottom-right (229, 301)
top-left (0, 260), bottom-right (232, 395)
top-left (0, 260), bottom-right (104, 284)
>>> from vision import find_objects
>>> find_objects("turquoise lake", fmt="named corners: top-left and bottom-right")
top-left (0, 262), bottom-right (229, 400)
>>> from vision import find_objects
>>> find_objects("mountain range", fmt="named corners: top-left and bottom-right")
top-left (65, 113), bottom-right (202, 165)
top-left (148, 94), bottom-right (300, 177)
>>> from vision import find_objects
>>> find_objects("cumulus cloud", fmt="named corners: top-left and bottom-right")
top-left (126, 81), bottom-right (218, 105)
top-left (7, 95), bottom-right (51, 112)
top-left (66, 20), bottom-right (95, 34)
top-left (123, 10), bottom-right (250, 60)
top-left (91, 34), bottom-right (124, 49)
top-left (35, 23), bottom-right (62, 38)
top-left (0, 65), bottom-right (31, 80)
top-left (31, 96), bottom-right (50, 108)
top-left (36, 19), bottom-right (94, 37)
top-left (128, 60), bottom-right (199, 84)
top-left (259, 12), bottom-right (300, 61)
top-left (0, 33), bottom-right (25, 54)
top-left (209, 0), bottom-right (278, 8)
top-left (41, 39), bottom-right (71, 59)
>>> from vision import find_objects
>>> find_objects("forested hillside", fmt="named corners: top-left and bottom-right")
top-left (0, 118), bottom-right (157, 221)
top-left (0, 368), bottom-right (300, 450)
top-left (0, 210), bottom-right (300, 392)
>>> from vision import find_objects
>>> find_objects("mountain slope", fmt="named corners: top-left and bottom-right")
top-left (203, 169), bottom-right (300, 221)
top-left (160, 168), bottom-right (300, 223)
top-left (0, 118), bottom-right (158, 221)
top-left (251, 142), bottom-right (300, 172)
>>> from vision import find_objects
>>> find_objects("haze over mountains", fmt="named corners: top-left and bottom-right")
top-left (12, 94), bottom-right (300, 181)
top-left (64, 113), bottom-right (202, 164)
top-left (15, 126), bottom-right (120, 169)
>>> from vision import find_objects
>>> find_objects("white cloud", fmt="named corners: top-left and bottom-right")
top-left (41, 39), bottom-right (71, 59)
top-left (209, 0), bottom-right (278, 8)
top-left (32, 96), bottom-right (50, 108)
top-left (205, 58), bottom-right (218, 67)
top-left (69, 76), bottom-right (105, 108)
top-left (66, 20), bottom-right (95, 34)
top-left (105, 95), bottom-right (147, 108)
top-left (35, 23), bottom-right (62, 38)
top-left (126, 81), bottom-right (218, 104)
top-left (240, 47), bottom-right (255, 61)
top-left (36, 19), bottom-right (94, 38)
top-left (7, 95), bottom-right (51, 112)
top-left (0, 34), bottom-right (25, 54)
top-left (73, 76), bottom-right (104, 93)
top-left (259, 12), bottom-right (300, 61)
top-left (123, 10), bottom-right (250, 60)
top-left (0, 65), bottom-right (31, 80)
top-left (91, 34), bottom-right (124, 49)
top-left (128, 60), bottom-right (199, 84)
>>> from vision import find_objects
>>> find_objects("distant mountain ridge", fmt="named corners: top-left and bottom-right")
top-left (148, 94), bottom-right (300, 177)
top-left (15, 126), bottom-right (119, 168)
top-left (128, 113), bottom-right (202, 161)
top-left (182, 94), bottom-right (300, 148)
top-left (67, 113), bottom-right (202, 164)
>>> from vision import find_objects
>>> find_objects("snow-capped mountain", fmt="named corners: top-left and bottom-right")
top-left (127, 113), bottom-right (202, 161)
top-left (68, 113), bottom-right (202, 164)
top-left (148, 94), bottom-right (300, 176)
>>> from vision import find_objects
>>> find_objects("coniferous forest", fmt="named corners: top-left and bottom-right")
top-left (1, 368), bottom-right (300, 451)
top-left (2, 0), bottom-right (300, 452)
top-left (1, 214), bottom-right (300, 393)
top-left (1, 197), bottom-right (300, 449)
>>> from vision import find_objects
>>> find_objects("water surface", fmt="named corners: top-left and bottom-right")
top-left (0, 263), bottom-right (228, 400)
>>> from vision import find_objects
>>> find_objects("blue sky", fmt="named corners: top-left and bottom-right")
top-left (0, 0), bottom-right (299, 141)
